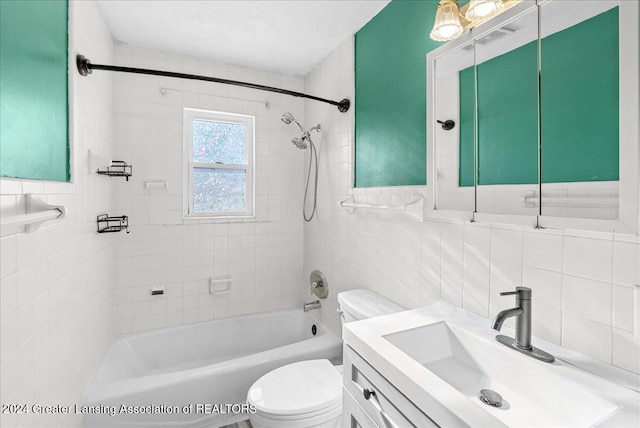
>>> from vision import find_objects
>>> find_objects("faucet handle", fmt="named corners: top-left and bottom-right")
top-left (500, 287), bottom-right (532, 299)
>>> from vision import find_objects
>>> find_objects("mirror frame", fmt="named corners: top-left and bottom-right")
top-left (426, 0), bottom-right (639, 234)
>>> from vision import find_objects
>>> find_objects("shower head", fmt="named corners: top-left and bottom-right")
top-left (292, 137), bottom-right (308, 150)
top-left (281, 113), bottom-right (294, 125)
top-left (281, 112), bottom-right (309, 136)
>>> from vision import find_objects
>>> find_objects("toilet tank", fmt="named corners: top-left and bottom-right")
top-left (337, 289), bottom-right (404, 324)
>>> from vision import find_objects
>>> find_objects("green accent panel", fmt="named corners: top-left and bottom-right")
top-left (458, 8), bottom-right (619, 186)
top-left (476, 41), bottom-right (539, 185)
top-left (541, 8), bottom-right (618, 183)
top-left (1, 0), bottom-right (69, 182)
top-left (459, 67), bottom-right (475, 187)
top-left (354, 0), bottom-right (442, 187)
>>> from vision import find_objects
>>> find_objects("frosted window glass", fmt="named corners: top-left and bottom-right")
top-left (193, 168), bottom-right (246, 213)
top-left (193, 120), bottom-right (245, 164)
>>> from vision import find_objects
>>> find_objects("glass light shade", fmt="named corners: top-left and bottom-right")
top-left (430, 0), bottom-right (464, 41)
top-left (465, 0), bottom-right (505, 22)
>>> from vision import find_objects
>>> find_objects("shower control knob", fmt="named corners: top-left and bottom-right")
top-left (363, 388), bottom-right (376, 400)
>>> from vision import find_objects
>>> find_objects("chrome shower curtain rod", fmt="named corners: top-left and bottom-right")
top-left (76, 55), bottom-right (350, 113)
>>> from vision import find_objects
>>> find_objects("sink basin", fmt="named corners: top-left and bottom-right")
top-left (383, 320), bottom-right (619, 427)
top-left (384, 322), bottom-right (488, 395)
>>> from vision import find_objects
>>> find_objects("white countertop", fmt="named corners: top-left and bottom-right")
top-left (343, 302), bottom-right (640, 428)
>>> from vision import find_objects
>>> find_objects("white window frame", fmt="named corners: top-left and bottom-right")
top-left (183, 108), bottom-right (255, 218)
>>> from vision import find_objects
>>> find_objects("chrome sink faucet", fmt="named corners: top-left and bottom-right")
top-left (492, 287), bottom-right (555, 363)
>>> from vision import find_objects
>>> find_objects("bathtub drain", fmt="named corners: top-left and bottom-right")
top-left (312, 325), bottom-right (317, 336)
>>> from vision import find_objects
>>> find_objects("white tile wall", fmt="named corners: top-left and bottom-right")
top-left (303, 36), bottom-right (640, 374)
top-left (0, 2), bottom-right (115, 426)
top-left (109, 44), bottom-right (306, 334)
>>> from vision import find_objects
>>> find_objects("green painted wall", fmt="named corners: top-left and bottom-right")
top-left (354, 0), bottom-right (442, 187)
top-left (459, 67), bottom-right (475, 187)
top-left (541, 7), bottom-right (618, 182)
top-left (459, 8), bottom-right (618, 186)
top-left (1, 0), bottom-right (70, 182)
top-left (478, 41), bottom-right (539, 186)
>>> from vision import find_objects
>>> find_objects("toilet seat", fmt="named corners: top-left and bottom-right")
top-left (247, 359), bottom-right (342, 425)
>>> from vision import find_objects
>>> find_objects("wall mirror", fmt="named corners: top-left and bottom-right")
top-left (432, 40), bottom-right (475, 212)
top-left (539, 1), bottom-right (620, 223)
top-left (473, 5), bottom-right (539, 217)
top-left (427, 0), bottom-right (639, 233)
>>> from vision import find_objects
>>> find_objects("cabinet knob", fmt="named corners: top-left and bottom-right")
top-left (363, 388), bottom-right (376, 400)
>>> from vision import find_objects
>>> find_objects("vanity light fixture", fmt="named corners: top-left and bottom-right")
top-left (430, 0), bottom-right (464, 42)
top-left (465, 0), bottom-right (505, 22)
top-left (430, 0), bottom-right (516, 42)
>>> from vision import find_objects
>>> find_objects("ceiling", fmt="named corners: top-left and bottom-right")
top-left (96, 0), bottom-right (390, 76)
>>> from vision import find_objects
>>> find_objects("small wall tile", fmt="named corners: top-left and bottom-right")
top-left (613, 240), bottom-right (639, 286)
top-left (490, 260), bottom-right (522, 292)
top-left (464, 253), bottom-right (490, 289)
top-left (463, 283), bottom-right (489, 317)
top-left (0, 236), bottom-right (17, 279)
top-left (612, 284), bottom-right (635, 332)
top-left (562, 275), bottom-right (612, 325)
top-left (562, 313), bottom-right (612, 364)
top-left (491, 227), bottom-right (523, 264)
top-left (522, 266), bottom-right (562, 310)
top-left (532, 304), bottom-right (562, 345)
top-left (563, 235), bottom-right (613, 283)
top-left (523, 230), bottom-right (563, 271)
top-left (463, 223), bottom-right (491, 257)
top-left (612, 328), bottom-right (640, 373)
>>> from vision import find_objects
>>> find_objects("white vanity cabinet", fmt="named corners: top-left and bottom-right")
top-left (342, 345), bottom-right (439, 428)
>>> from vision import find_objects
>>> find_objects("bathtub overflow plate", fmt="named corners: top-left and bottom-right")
top-left (310, 270), bottom-right (328, 299)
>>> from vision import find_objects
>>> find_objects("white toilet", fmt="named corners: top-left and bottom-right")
top-left (247, 289), bottom-right (404, 428)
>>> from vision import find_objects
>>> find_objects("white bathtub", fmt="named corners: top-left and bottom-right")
top-left (84, 309), bottom-right (342, 428)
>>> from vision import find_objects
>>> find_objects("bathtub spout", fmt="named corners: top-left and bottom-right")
top-left (303, 300), bottom-right (321, 312)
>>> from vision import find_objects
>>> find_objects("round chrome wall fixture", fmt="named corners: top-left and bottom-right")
top-left (310, 270), bottom-right (328, 299)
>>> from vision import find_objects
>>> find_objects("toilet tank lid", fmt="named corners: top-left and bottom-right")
top-left (338, 289), bottom-right (404, 320)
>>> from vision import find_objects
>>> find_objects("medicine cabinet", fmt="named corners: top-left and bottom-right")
top-left (427, 0), bottom-right (639, 233)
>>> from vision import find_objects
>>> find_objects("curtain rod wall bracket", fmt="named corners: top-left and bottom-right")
top-left (337, 98), bottom-right (350, 113)
top-left (77, 54), bottom-right (92, 76)
top-left (75, 54), bottom-right (350, 113)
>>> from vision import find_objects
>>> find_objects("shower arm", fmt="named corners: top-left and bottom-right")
top-left (76, 54), bottom-right (351, 113)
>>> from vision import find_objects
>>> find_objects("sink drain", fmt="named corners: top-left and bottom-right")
top-left (478, 389), bottom-right (503, 407)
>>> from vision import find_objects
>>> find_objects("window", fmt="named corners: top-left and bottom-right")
top-left (184, 108), bottom-right (254, 217)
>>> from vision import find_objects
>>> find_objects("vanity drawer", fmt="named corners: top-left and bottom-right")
top-left (342, 387), bottom-right (380, 428)
top-left (344, 345), bottom-right (439, 428)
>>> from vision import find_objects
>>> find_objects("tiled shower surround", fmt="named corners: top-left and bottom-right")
top-left (110, 44), bottom-right (307, 334)
top-left (304, 37), bottom-right (640, 374)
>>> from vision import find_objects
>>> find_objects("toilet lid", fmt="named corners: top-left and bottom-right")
top-left (247, 359), bottom-right (342, 417)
